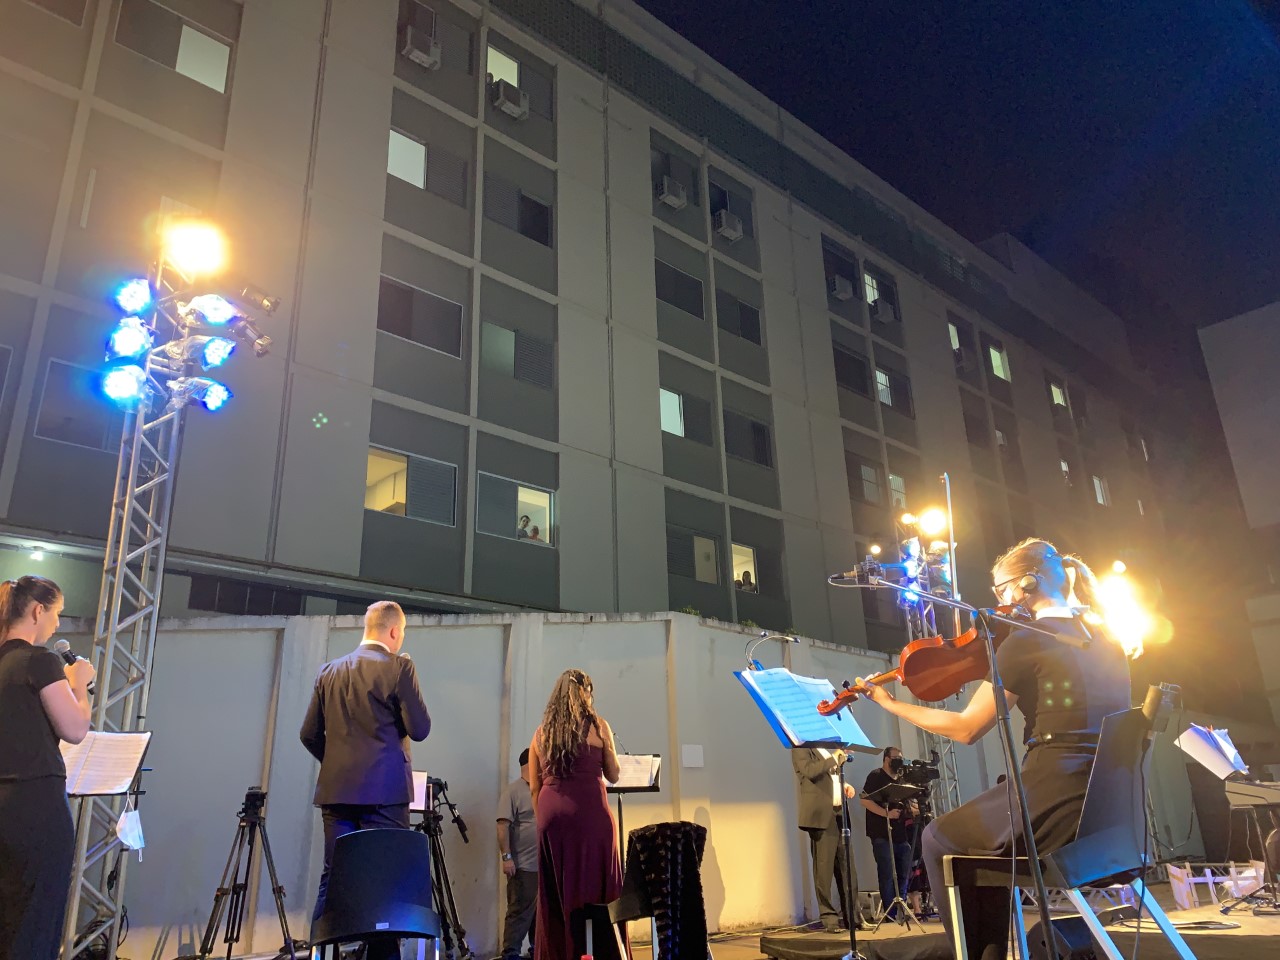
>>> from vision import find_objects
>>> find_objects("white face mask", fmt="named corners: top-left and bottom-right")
top-left (116, 802), bottom-right (144, 856)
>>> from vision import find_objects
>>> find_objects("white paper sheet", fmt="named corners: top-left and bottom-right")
top-left (61, 732), bottom-right (151, 796)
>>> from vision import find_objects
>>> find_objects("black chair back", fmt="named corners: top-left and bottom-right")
top-left (1048, 707), bottom-right (1153, 888)
top-left (310, 828), bottom-right (441, 946)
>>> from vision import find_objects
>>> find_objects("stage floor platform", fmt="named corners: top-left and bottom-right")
top-left (756, 898), bottom-right (1280, 960)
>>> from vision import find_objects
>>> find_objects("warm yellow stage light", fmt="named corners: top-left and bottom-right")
top-left (1111, 560), bottom-right (1127, 574)
top-left (163, 221), bottom-right (226, 277)
top-left (1098, 573), bottom-right (1152, 659)
top-left (900, 512), bottom-right (917, 526)
top-left (916, 508), bottom-right (948, 537)
top-left (869, 544), bottom-right (882, 556)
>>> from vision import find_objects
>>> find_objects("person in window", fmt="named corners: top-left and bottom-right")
top-left (528, 526), bottom-right (542, 543)
top-left (0, 575), bottom-right (95, 960)
top-left (737, 570), bottom-right (759, 593)
top-left (517, 515), bottom-right (531, 539)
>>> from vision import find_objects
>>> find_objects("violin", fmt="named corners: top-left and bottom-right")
top-left (817, 604), bottom-right (1031, 714)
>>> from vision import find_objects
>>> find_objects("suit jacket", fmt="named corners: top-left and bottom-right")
top-left (793, 747), bottom-right (842, 830)
top-left (299, 643), bottom-right (432, 806)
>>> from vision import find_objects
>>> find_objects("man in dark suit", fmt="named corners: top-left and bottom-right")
top-left (301, 600), bottom-right (432, 933)
top-left (793, 747), bottom-right (862, 932)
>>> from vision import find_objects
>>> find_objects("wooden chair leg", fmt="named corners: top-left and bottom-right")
top-left (947, 881), bottom-right (969, 960)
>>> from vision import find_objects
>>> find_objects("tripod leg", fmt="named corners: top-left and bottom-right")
top-left (223, 822), bottom-right (258, 960)
top-left (256, 822), bottom-right (299, 959)
top-left (431, 829), bottom-right (473, 960)
top-left (198, 823), bottom-right (248, 959)
top-left (429, 833), bottom-right (458, 960)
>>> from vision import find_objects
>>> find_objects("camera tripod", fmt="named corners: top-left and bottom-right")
top-left (414, 781), bottom-right (474, 960)
top-left (176, 787), bottom-right (300, 960)
top-left (865, 781), bottom-right (926, 933)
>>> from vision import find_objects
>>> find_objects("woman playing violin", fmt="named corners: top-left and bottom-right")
top-left (852, 538), bottom-right (1131, 960)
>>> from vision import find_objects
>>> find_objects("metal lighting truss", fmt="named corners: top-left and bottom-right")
top-left (62, 255), bottom-right (263, 958)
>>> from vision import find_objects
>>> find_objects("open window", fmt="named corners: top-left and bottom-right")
top-left (732, 543), bottom-right (759, 593)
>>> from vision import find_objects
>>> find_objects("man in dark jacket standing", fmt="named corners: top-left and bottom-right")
top-left (301, 600), bottom-right (432, 930)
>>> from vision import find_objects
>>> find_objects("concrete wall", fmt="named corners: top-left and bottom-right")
top-left (53, 610), bottom-right (1208, 959)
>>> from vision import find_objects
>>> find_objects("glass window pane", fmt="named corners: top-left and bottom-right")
top-left (175, 24), bottom-right (230, 93)
top-left (693, 535), bottom-right (718, 584)
top-left (388, 130), bottom-right (426, 187)
top-left (487, 45), bottom-right (519, 86)
top-left (1092, 475), bottom-right (1108, 505)
top-left (875, 369), bottom-right (892, 405)
top-left (660, 388), bottom-right (684, 436)
top-left (989, 346), bottom-right (1010, 381)
top-left (889, 473), bottom-right (907, 508)
top-left (864, 273), bottom-right (879, 303)
top-left (365, 448), bottom-right (408, 515)
top-left (860, 464), bottom-right (881, 503)
top-left (480, 322), bottom-right (516, 375)
top-left (518, 194), bottom-right (552, 246)
top-left (518, 486), bottom-right (552, 544)
top-left (948, 323), bottom-right (960, 352)
top-left (1050, 382), bottom-right (1067, 406)
top-left (732, 543), bottom-right (758, 592)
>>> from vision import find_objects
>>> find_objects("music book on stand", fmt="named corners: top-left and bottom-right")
top-left (608, 754), bottom-right (661, 793)
top-left (60, 731), bottom-right (151, 796)
top-left (735, 667), bottom-right (876, 752)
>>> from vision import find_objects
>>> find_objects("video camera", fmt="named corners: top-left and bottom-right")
top-left (898, 751), bottom-right (942, 789)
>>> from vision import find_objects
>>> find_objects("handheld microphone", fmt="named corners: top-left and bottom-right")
top-left (53, 639), bottom-right (95, 696)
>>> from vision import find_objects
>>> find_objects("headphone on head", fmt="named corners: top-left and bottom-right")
top-left (1015, 572), bottom-right (1041, 594)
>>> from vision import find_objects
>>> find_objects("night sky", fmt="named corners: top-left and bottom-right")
top-left (634, 0), bottom-right (1280, 341)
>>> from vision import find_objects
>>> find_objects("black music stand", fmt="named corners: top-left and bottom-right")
top-left (860, 780), bottom-right (926, 931)
top-left (606, 754), bottom-right (662, 869)
top-left (735, 666), bottom-right (877, 960)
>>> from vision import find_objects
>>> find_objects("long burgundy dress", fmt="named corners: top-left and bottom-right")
top-left (535, 741), bottom-right (624, 960)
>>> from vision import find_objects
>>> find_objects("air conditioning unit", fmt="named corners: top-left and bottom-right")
top-left (656, 175), bottom-right (688, 210)
top-left (490, 78), bottom-right (529, 120)
top-left (399, 25), bottom-right (441, 71)
top-left (713, 208), bottom-right (744, 242)
top-left (869, 298), bottom-right (899, 323)
top-left (827, 274), bottom-right (854, 301)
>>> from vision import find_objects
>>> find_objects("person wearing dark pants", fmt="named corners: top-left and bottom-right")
top-left (497, 748), bottom-right (538, 960)
top-left (301, 600), bottom-right (432, 959)
top-left (792, 747), bottom-right (862, 931)
top-left (852, 539), bottom-right (1131, 960)
top-left (861, 746), bottom-right (916, 921)
top-left (0, 576), bottom-right (94, 960)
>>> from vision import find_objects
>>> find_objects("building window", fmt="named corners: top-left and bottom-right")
top-left (1137, 498), bottom-right (1145, 517)
top-left (654, 259), bottom-right (704, 319)
top-left (1060, 459), bottom-right (1071, 485)
top-left (889, 473), bottom-right (907, 509)
top-left (480, 322), bottom-right (554, 389)
top-left (1139, 435), bottom-right (1150, 462)
top-left (833, 343), bottom-right (870, 395)
top-left (988, 344), bottom-right (1011, 381)
top-left (822, 238), bottom-right (859, 304)
top-left (650, 148), bottom-right (700, 206)
top-left (709, 180), bottom-right (755, 238)
top-left (483, 173), bottom-right (552, 246)
top-left (659, 388), bottom-right (684, 436)
top-left (1049, 379), bottom-right (1069, 408)
top-left (948, 322), bottom-right (961, 352)
top-left (846, 452), bottom-right (882, 504)
top-left (994, 428), bottom-right (1008, 449)
top-left (715, 290), bottom-right (761, 344)
top-left (388, 130), bottom-right (426, 187)
top-left (187, 575), bottom-right (303, 617)
top-left (477, 472), bottom-right (554, 545)
top-left (733, 543), bottom-right (759, 593)
top-left (863, 266), bottom-right (900, 322)
top-left (377, 277), bottom-right (463, 358)
top-left (874, 369), bottom-right (892, 405)
top-left (723, 411), bottom-right (773, 467)
top-left (961, 395), bottom-right (990, 448)
top-left (486, 45), bottom-right (519, 86)
top-left (1091, 475), bottom-right (1109, 506)
top-left (666, 528), bottom-right (719, 584)
top-left (387, 131), bottom-right (468, 206)
top-left (116, 0), bottom-right (233, 94)
top-left (25, 0), bottom-right (88, 27)
top-left (35, 359), bottom-right (124, 453)
top-left (365, 447), bottom-right (456, 525)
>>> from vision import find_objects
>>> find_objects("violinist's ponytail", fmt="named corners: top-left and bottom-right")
top-left (0, 575), bottom-right (62, 641)
top-left (1060, 554), bottom-right (1099, 610)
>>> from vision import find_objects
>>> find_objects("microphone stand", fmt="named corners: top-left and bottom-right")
top-left (828, 576), bottom-right (1065, 960)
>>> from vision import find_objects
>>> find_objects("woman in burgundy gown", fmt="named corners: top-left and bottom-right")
top-left (529, 669), bottom-right (625, 960)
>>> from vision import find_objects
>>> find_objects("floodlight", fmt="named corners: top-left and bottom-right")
top-left (901, 512), bottom-right (917, 526)
top-left (107, 318), bottom-right (154, 360)
top-left (102, 364), bottom-right (148, 404)
top-left (169, 376), bottom-right (232, 412)
top-left (229, 317), bottom-right (272, 357)
top-left (869, 544), bottom-right (882, 556)
top-left (114, 278), bottom-right (152, 315)
top-left (916, 508), bottom-right (948, 537)
top-left (199, 337), bottom-right (236, 368)
top-left (230, 281), bottom-right (282, 316)
top-left (184, 294), bottom-right (239, 326)
top-left (162, 221), bottom-right (226, 277)
top-left (1112, 560), bottom-right (1127, 574)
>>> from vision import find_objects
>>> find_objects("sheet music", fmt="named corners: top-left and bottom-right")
top-left (1174, 724), bottom-right (1248, 780)
top-left (411, 771), bottom-right (430, 813)
top-left (614, 754), bottom-right (660, 790)
top-left (60, 732), bottom-right (151, 796)
top-left (737, 668), bottom-right (875, 750)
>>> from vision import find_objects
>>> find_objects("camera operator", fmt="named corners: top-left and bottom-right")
top-left (860, 747), bottom-right (917, 921)
top-left (300, 600), bottom-right (431, 960)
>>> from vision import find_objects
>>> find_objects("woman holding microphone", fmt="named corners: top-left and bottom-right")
top-left (0, 575), bottom-right (95, 959)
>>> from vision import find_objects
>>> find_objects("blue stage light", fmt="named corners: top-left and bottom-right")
top-left (185, 294), bottom-right (238, 326)
top-left (200, 381), bottom-right (232, 411)
top-left (106, 318), bottom-right (153, 360)
top-left (102, 365), bottom-right (147, 404)
top-left (200, 337), bottom-right (236, 368)
top-left (114, 279), bottom-right (152, 315)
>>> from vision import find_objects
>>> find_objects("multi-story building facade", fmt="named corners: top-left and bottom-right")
top-left (0, 0), bottom-right (1173, 654)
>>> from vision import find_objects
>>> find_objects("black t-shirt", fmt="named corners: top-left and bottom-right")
top-left (0, 639), bottom-right (69, 782)
top-left (863, 767), bottom-right (911, 842)
top-left (992, 616), bottom-right (1132, 745)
